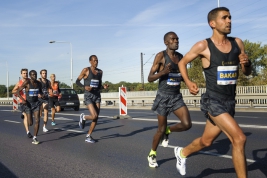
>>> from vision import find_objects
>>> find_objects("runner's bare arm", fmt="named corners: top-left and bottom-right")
top-left (16, 80), bottom-right (29, 104)
top-left (148, 52), bottom-right (171, 82)
top-left (235, 38), bottom-right (252, 76)
top-left (12, 82), bottom-right (19, 94)
top-left (76, 68), bottom-right (88, 87)
top-left (178, 41), bottom-right (207, 95)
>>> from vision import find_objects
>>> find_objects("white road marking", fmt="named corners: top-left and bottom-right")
top-left (166, 144), bottom-right (255, 163)
top-left (4, 120), bottom-right (20, 123)
top-left (54, 128), bottom-right (84, 133)
top-left (132, 118), bottom-right (267, 129)
top-left (235, 116), bottom-right (258, 118)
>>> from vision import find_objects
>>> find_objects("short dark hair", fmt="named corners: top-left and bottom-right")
top-left (163, 31), bottom-right (176, 42)
top-left (89, 55), bottom-right (97, 61)
top-left (29, 70), bottom-right (37, 75)
top-left (21, 68), bottom-right (28, 74)
top-left (207, 7), bottom-right (229, 23)
top-left (40, 69), bottom-right (47, 74)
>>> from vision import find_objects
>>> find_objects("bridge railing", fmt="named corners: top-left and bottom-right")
top-left (88, 86), bottom-right (267, 107)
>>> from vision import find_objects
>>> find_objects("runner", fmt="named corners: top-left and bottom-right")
top-left (16, 70), bottom-right (44, 144)
top-left (147, 31), bottom-right (192, 168)
top-left (12, 68), bottom-right (32, 138)
top-left (38, 69), bottom-right (50, 132)
top-left (76, 55), bottom-right (109, 143)
top-left (176, 7), bottom-right (251, 177)
top-left (48, 74), bottom-right (61, 126)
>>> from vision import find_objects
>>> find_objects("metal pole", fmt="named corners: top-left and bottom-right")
top-left (141, 53), bottom-right (144, 89)
top-left (6, 62), bottom-right (9, 100)
top-left (70, 43), bottom-right (73, 89)
top-left (218, 0), bottom-right (220, 7)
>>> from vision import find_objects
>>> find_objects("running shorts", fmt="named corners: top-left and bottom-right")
top-left (39, 97), bottom-right (49, 104)
top-left (200, 91), bottom-right (236, 125)
top-left (49, 96), bottom-right (60, 108)
top-left (151, 90), bottom-right (186, 116)
top-left (84, 92), bottom-right (101, 105)
top-left (19, 100), bottom-right (41, 114)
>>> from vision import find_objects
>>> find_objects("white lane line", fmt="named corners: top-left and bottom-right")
top-left (166, 144), bottom-right (255, 163)
top-left (132, 118), bottom-right (267, 129)
top-left (4, 120), bottom-right (20, 123)
top-left (54, 128), bottom-right (84, 133)
top-left (235, 116), bottom-right (258, 118)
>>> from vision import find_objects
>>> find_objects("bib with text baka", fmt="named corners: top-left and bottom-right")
top-left (90, 79), bottom-right (99, 88)
top-left (217, 66), bottom-right (238, 85)
top-left (167, 73), bottom-right (182, 86)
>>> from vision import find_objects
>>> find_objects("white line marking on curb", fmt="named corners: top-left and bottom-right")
top-left (4, 120), bottom-right (20, 123)
top-left (166, 144), bottom-right (255, 163)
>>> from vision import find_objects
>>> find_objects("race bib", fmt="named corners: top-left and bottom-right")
top-left (167, 73), bottom-right (182, 86)
top-left (43, 88), bottom-right (48, 96)
top-left (217, 66), bottom-right (238, 85)
top-left (90, 79), bottom-right (99, 88)
top-left (29, 89), bottom-right (39, 96)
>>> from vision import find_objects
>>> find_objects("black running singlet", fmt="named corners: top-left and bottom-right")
top-left (26, 80), bottom-right (42, 102)
top-left (39, 78), bottom-right (50, 99)
top-left (84, 67), bottom-right (102, 94)
top-left (158, 50), bottom-right (183, 94)
top-left (204, 37), bottom-right (241, 97)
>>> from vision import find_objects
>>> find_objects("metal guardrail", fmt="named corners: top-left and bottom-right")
top-left (1, 86), bottom-right (267, 108)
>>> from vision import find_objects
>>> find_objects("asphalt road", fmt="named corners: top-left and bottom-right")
top-left (0, 106), bottom-right (266, 178)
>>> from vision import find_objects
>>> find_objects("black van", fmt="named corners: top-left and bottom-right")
top-left (59, 88), bottom-right (80, 111)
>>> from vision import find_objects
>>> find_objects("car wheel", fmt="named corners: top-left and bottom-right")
top-left (61, 108), bottom-right (65, 111)
top-left (74, 106), bottom-right (80, 111)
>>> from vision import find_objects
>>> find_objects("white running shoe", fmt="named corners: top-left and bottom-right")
top-left (174, 147), bottom-right (186, 175)
top-left (147, 155), bottom-right (158, 168)
top-left (161, 134), bottom-right (169, 147)
top-left (85, 136), bottom-right (95, 143)
top-left (43, 127), bottom-right (49, 132)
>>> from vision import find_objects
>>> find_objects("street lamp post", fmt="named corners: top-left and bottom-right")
top-left (49, 41), bottom-right (73, 89)
top-left (6, 62), bottom-right (9, 100)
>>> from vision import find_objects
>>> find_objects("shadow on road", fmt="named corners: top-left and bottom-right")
top-left (0, 162), bottom-right (18, 178)
top-left (100, 125), bottom-right (159, 139)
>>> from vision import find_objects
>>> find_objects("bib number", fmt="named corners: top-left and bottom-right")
top-left (90, 79), bottom-right (99, 88)
top-left (167, 73), bottom-right (182, 86)
top-left (217, 66), bottom-right (238, 85)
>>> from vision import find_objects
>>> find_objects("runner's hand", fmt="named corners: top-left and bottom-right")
top-left (186, 81), bottom-right (199, 95)
top-left (85, 86), bottom-right (92, 91)
top-left (239, 53), bottom-right (249, 65)
top-left (162, 63), bottom-right (172, 75)
top-left (103, 84), bottom-right (109, 89)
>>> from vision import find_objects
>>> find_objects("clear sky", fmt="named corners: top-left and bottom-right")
top-left (0, 0), bottom-right (266, 87)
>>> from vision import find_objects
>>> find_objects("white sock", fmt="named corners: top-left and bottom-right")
top-left (83, 115), bottom-right (86, 120)
top-left (86, 134), bottom-right (90, 138)
top-left (27, 131), bottom-right (29, 134)
top-left (33, 136), bottom-right (36, 139)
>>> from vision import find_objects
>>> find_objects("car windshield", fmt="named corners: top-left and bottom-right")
top-left (61, 89), bottom-right (77, 95)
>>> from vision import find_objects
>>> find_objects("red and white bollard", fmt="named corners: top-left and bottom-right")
top-left (13, 94), bottom-right (19, 110)
top-left (119, 86), bottom-right (127, 115)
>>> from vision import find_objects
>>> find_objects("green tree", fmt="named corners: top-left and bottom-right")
top-left (187, 57), bottom-right (206, 88)
top-left (238, 41), bottom-right (267, 86)
top-left (58, 81), bottom-right (71, 89)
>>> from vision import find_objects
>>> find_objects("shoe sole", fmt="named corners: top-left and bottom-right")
top-left (147, 156), bottom-right (158, 168)
top-left (32, 142), bottom-right (39, 144)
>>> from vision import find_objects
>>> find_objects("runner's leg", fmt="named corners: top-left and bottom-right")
top-left (171, 106), bottom-right (192, 132)
top-left (210, 113), bottom-right (247, 178)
